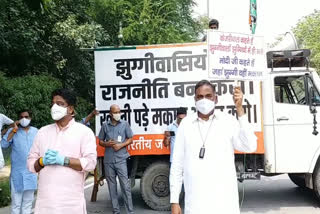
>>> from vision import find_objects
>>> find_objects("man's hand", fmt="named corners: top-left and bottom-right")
top-left (171, 203), bottom-right (182, 214)
top-left (13, 121), bottom-right (19, 130)
top-left (163, 131), bottom-right (171, 147)
top-left (106, 140), bottom-right (116, 147)
top-left (43, 150), bottom-right (57, 165)
top-left (43, 150), bottom-right (65, 166)
top-left (6, 121), bottom-right (19, 141)
top-left (112, 143), bottom-right (123, 151)
top-left (91, 109), bottom-right (99, 116)
top-left (99, 139), bottom-right (116, 148)
top-left (233, 86), bottom-right (244, 117)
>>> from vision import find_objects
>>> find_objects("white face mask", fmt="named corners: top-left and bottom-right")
top-left (51, 104), bottom-right (68, 121)
top-left (196, 98), bottom-right (216, 115)
top-left (112, 113), bottom-right (121, 121)
top-left (19, 118), bottom-right (31, 127)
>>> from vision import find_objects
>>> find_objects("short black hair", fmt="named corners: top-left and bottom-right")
top-left (209, 19), bottom-right (219, 28)
top-left (195, 80), bottom-right (216, 94)
top-left (52, 89), bottom-right (77, 106)
top-left (17, 109), bottom-right (32, 118)
top-left (176, 107), bottom-right (187, 116)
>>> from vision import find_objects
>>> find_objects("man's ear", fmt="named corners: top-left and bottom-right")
top-left (68, 106), bottom-right (75, 115)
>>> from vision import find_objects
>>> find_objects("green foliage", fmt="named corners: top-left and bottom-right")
top-left (293, 10), bottom-right (320, 72)
top-left (0, 0), bottom-right (205, 131)
top-left (123, 0), bottom-right (202, 45)
top-left (0, 177), bottom-right (10, 207)
top-left (0, 72), bottom-right (93, 129)
top-left (89, 0), bottom-right (130, 46)
top-left (2, 147), bottom-right (11, 165)
top-left (53, 15), bottom-right (106, 48)
top-left (0, 73), bottom-right (62, 128)
top-left (90, 0), bottom-right (202, 45)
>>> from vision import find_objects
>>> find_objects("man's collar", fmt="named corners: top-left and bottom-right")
top-left (192, 112), bottom-right (217, 123)
top-left (107, 119), bottom-right (122, 126)
top-left (55, 118), bottom-right (75, 131)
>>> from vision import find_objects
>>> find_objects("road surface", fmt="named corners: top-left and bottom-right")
top-left (85, 174), bottom-right (320, 214)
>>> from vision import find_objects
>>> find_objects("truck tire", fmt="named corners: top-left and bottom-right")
top-left (313, 162), bottom-right (320, 200)
top-left (288, 173), bottom-right (306, 188)
top-left (140, 161), bottom-right (170, 211)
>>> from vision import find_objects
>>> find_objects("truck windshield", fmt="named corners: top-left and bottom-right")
top-left (274, 75), bottom-right (320, 105)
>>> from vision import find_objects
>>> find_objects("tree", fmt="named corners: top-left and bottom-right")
top-left (0, 0), bottom-right (106, 102)
top-left (0, 0), bottom-right (207, 129)
top-left (0, 73), bottom-right (93, 128)
top-left (0, 73), bottom-right (62, 128)
top-left (90, 0), bottom-right (203, 46)
top-left (293, 10), bottom-right (320, 72)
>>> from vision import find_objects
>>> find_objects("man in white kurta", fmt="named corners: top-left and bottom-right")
top-left (170, 80), bottom-right (257, 214)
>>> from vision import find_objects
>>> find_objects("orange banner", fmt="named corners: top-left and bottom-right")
top-left (96, 131), bottom-right (264, 157)
top-left (235, 132), bottom-right (264, 154)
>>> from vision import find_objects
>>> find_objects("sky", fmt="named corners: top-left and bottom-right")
top-left (193, 0), bottom-right (319, 44)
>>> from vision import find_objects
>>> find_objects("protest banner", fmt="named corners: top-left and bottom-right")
top-left (95, 43), bottom-right (264, 155)
top-left (207, 31), bottom-right (266, 80)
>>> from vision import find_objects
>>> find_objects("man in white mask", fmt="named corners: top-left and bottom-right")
top-left (1, 110), bottom-right (38, 214)
top-left (170, 80), bottom-right (257, 214)
top-left (27, 88), bottom-right (97, 214)
top-left (98, 104), bottom-right (134, 214)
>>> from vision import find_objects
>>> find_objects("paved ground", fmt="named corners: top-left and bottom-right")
top-left (0, 166), bottom-right (10, 180)
top-left (85, 174), bottom-right (320, 214)
top-left (0, 166), bottom-right (10, 214)
top-left (1, 173), bottom-right (320, 213)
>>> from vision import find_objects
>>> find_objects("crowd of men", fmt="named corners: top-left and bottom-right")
top-left (0, 19), bottom-right (257, 214)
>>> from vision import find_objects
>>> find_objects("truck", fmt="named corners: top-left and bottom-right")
top-left (91, 34), bottom-right (320, 211)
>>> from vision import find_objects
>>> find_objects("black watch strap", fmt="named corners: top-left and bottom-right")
top-left (64, 157), bottom-right (70, 166)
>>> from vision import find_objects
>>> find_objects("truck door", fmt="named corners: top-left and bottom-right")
top-left (272, 73), bottom-right (320, 173)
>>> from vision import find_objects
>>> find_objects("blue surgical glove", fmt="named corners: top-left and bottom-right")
top-left (55, 152), bottom-right (65, 166)
top-left (43, 150), bottom-right (58, 165)
top-left (43, 149), bottom-right (65, 166)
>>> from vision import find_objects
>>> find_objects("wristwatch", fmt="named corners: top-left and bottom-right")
top-left (64, 157), bottom-right (70, 166)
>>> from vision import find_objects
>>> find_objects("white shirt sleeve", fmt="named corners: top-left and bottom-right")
top-left (0, 114), bottom-right (14, 126)
top-left (0, 146), bottom-right (4, 169)
top-left (231, 114), bottom-right (257, 153)
top-left (169, 121), bottom-right (185, 203)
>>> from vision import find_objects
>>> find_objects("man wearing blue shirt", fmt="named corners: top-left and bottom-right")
top-left (1, 110), bottom-right (38, 214)
top-left (163, 107), bottom-right (187, 163)
top-left (98, 104), bottom-right (134, 214)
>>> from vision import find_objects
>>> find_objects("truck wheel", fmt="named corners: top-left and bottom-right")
top-left (140, 161), bottom-right (170, 211)
top-left (313, 162), bottom-right (320, 199)
top-left (288, 173), bottom-right (306, 188)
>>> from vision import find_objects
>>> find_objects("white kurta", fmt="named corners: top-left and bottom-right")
top-left (170, 112), bottom-right (257, 214)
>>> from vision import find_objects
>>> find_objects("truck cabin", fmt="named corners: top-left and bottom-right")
top-left (267, 49), bottom-right (320, 106)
